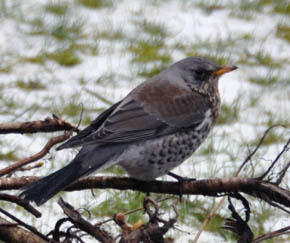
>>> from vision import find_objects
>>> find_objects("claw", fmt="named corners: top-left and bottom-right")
top-left (168, 172), bottom-right (196, 201)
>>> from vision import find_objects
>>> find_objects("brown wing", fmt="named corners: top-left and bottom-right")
top-left (134, 79), bottom-right (210, 128)
top-left (56, 101), bottom-right (122, 150)
top-left (66, 79), bottom-right (211, 146)
top-left (75, 97), bottom-right (170, 144)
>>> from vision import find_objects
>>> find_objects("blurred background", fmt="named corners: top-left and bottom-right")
top-left (0, 0), bottom-right (289, 242)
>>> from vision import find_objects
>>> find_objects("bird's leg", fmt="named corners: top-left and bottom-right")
top-left (168, 172), bottom-right (196, 200)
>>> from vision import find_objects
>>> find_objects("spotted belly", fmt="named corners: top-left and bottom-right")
top-left (119, 119), bottom-right (213, 181)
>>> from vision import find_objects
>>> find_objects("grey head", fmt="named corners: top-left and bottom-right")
top-left (169, 56), bottom-right (237, 94)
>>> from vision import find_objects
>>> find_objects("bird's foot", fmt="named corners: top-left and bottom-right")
top-left (168, 172), bottom-right (196, 201)
top-left (168, 172), bottom-right (196, 183)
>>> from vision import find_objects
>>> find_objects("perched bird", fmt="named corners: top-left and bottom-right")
top-left (20, 57), bottom-right (237, 205)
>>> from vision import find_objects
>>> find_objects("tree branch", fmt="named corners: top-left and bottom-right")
top-left (3, 176), bottom-right (290, 210)
top-left (0, 208), bottom-right (49, 242)
top-left (0, 216), bottom-right (48, 243)
top-left (0, 114), bottom-right (79, 134)
top-left (0, 193), bottom-right (41, 217)
top-left (0, 132), bottom-right (72, 177)
top-left (58, 197), bottom-right (114, 243)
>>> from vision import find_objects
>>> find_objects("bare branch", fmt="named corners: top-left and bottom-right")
top-left (0, 193), bottom-right (41, 218)
top-left (58, 197), bottom-right (114, 243)
top-left (0, 115), bottom-right (79, 134)
top-left (1, 115), bottom-right (289, 243)
top-left (276, 161), bottom-right (290, 186)
top-left (96, 196), bottom-right (174, 227)
top-left (117, 197), bottom-right (178, 243)
top-left (223, 195), bottom-right (253, 243)
top-left (3, 176), bottom-right (290, 211)
top-left (236, 125), bottom-right (285, 176)
top-left (0, 132), bottom-right (72, 177)
top-left (83, 87), bottom-right (114, 105)
top-left (257, 137), bottom-right (290, 181)
top-left (193, 125), bottom-right (287, 243)
top-left (253, 225), bottom-right (290, 243)
top-left (17, 162), bottom-right (44, 172)
top-left (0, 208), bottom-right (49, 242)
top-left (0, 216), bottom-right (48, 243)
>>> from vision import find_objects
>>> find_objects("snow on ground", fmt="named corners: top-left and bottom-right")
top-left (0, 0), bottom-right (289, 242)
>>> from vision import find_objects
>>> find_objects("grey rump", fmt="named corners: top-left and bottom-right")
top-left (19, 56), bottom-right (237, 205)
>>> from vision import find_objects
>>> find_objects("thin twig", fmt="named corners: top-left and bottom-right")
top-left (83, 87), bottom-right (114, 105)
top-left (95, 196), bottom-right (174, 226)
top-left (257, 137), bottom-right (290, 181)
top-left (0, 207), bottom-right (49, 242)
top-left (276, 161), bottom-right (290, 186)
top-left (58, 198), bottom-right (114, 243)
top-left (77, 103), bottom-right (84, 128)
top-left (0, 115), bottom-right (79, 134)
top-left (0, 193), bottom-right (41, 218)
top-left (253, 225), bottom-right (290, 242)
top-left (237, 125), bottom-right (285, 175)
top-left (192, 125), bottom-right (284, 243)
top-left (0, 131), bottom-right (72, 177)
top-left (17, 162), bottom-right (44, 172)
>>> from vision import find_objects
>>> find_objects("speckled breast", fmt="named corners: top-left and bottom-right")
top-left (119, 114), bottom-right (215, 181)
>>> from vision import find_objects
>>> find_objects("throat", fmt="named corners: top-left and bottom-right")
top-left (210, 90), bottom-right (220, 120)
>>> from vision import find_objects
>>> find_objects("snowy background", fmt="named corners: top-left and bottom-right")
top-left (0, 0), bottom-right (289, 242)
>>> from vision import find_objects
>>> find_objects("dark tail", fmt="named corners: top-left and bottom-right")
top-left (19, 161), bottom-right (85, 206)
top-left (19, 144), bottom-right (126, 206)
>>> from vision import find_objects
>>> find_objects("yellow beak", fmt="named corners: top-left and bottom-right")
top-left (213, 65), bottom-right (238, 77)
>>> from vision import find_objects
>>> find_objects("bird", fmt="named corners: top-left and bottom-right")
top-left (19, 56), bottom-right (237, 206)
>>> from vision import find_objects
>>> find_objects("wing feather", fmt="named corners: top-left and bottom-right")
top-left (57, 79), bottom-right (211, 148)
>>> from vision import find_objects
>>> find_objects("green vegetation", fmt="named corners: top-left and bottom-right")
top-left (77, 0), bottom-right (112, 8)
top-left (22, 55), bottom-right (45, 65)
top-left (137, 65), bottom-right (168, 78)
top-left (0, 150), bottom-right (19, 161)
top-left (45, 2), bottom-right (68, 15)
top-left (51, 21), bottom-right (84, 41)
top-left (91, 191), bottom-right (146, 223)
top-left (177, 199), bottom-right (236, 241)
top-left (276, 24), bottom-right (290, 43)
top-left (128, 38), bottom-right (172, 78)
top-left (238, 0), bottom-right (272, 12)
top-left (273, 1), bottom-right (290, 15)
top-left (129, 39), bottom-right (171, 64)
top-left (217, 103), bottom-right (239, 125)
top-left (22, 42), bottom-right (98, 66)
top-left (254, 51), bottom-right (283, 68)
top-left (28, 18), bottom-right (84, 41)
top-left (16, 79), bottom-right (46, 90)
top-left (1, 1), bottom-right (289, 242)
top-left (194, 0), bottom-right (225, 13)
top-left (135, 20), bottom-right (170, 39)
top-left (237, 0), bottom-right (290, 15)
top-left (249, 129), bottom-right (285, 147)
top-left (238, 50), bottom-right (284, 68)
top-left (0, 63), bottom-right (13, 73)
top-left (98, 29), bottom-right (125, 40)
top-left (199, 140), bottom-right (215, 155)
top-left (105, 165), bottom-right (126, 175)
top-left (45, 47), bottom-right (81, 66)
top-left (61, 102), bottom-right (82, 117)
top-left (252, 206), bottom-right (272, 235)
top-left (249, 75), bottom-right (278, 86)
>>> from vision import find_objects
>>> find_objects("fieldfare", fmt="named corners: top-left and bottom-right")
top-left (20, 56), bottom-right (237, 205)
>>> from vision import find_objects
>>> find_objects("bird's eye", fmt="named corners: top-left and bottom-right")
top-left (194, 69), bottom-right (208, 81)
